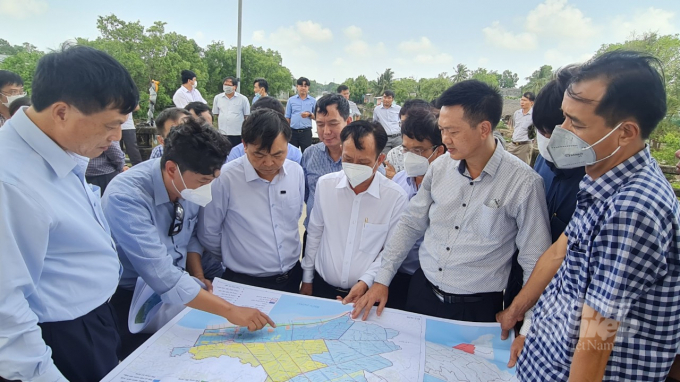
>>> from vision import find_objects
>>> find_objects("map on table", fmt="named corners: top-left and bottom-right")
top-left (102, 279), bottom-right (517, 382)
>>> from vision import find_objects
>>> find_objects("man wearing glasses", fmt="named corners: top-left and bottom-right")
top-left (103, 119), bottom-right (274, 359)
top-left (0, 70), bottom-right (26, 128)
top-left (387, 106), bottom-right (445, 311)
top-left (199, 108), bottom-right (305, 293)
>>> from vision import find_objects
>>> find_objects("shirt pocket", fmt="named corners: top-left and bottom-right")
top-left (475, 201), bottom-right (507, 238)
top-left (359, 223), bottom-right (389, 255)
top-left (291, 103), bottom-right (302, 115)
top-left (186, 216), bottom-right (198, 235)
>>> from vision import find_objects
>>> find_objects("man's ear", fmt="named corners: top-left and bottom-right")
top-left (377, 152), bottom-right (386, 166)
top-left (618, 121), bottom-right (641, 148)
top-left (346, 116), bottom-right (353, 124)
top-left (164, 160), bottom-right (178, 176)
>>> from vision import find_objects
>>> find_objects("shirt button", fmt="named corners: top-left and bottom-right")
top-left (469, 182), bottom-right (473, 186)
top-left (446, 247), bottom-right (450, 251)
top-left (438, 268), bottom-right (443, 271)
top-left (454, 226), bottom-right (459, 230)
top-left (462, 203), bottom-right (466, 207)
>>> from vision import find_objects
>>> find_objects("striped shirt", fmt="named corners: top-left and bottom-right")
top-left (518, 147), bottom-right (680, 381)
top-left (86, 141), bottom-right (125, 176)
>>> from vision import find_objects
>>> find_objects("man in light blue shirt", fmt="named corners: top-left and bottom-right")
top-left (285, 77), bottom-right (316, 152)
top-left (0, 46), bottom-right (138, 382)
top-left (252, 78), bottom-right (268, 105)
top-left (104, 119), bottom-right (274, 359)
top-left (372, 90), bottom-right (402, 154)
top-left (199, 108), bottom-right (305, 293)
top-left (390, 106), bottom-right (445, 311)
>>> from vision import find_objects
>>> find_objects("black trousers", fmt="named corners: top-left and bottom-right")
top-left (120, 129), bottom-right (142, 165)
top-left (221, 261), bottom-right (302, 294)
top-left (110, 287), bottom-right (152, 360)
top-left (86, 170), bottom-right (121, 196)
top-left (227, 135), bottom-right (242, 149)
top-left (37, 302), bottom-right (120, 382)
top-left (311, 271), bottom-right (350, 300)
top-left (386, 271), bottom-right (413, 311)
top-left (290, 128), bottom-right (312, 152)
top-left (301, 230), bottom-right (308, 258)
top-left (405, 268), bottom-right (503, 322)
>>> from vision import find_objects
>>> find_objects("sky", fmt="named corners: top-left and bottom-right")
top-left (2, 0), bottom-right (680, 86)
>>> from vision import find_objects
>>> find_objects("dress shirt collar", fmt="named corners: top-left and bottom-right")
top-left (324, 145), bottom-right (342, 164)
top-left (12, 107), bottom-right (78, 179)
top-left (456, 138), bottom-right (505, 178)
top-left (242, 155), bottom-right (288, 183)
top-left (335, 170), bottom-right (382, 199)
top-left (219, 91), bottom-right (241, 99)
top-left (580, 145), bottom-right (651, 202)
top-left (151, 159), bottom-right (171, 206)
top-left (180, 85), bottom-right (193, 94)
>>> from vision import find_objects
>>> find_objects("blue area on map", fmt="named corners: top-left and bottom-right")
top-left (170, 347), bottom-right (190, 357)
top-left (423, 374), bottom-right (445, 382)
top-left (425, 318), bottom-right (515, 375)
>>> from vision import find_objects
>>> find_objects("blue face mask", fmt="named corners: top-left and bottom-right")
top-left (547, 123), bottom-right (622, 169)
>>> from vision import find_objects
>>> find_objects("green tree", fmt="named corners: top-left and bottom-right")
top-left (418, 73), bottom-right (452, 102)
top-left (343, 75), bottom-right (370, 104)
top-left (0, 50), bottom-right (45, 92)
top-left (452, 63), bottom-right (470, 83)
top-left (499, 70), bottom-right (519, 88)
top-left (371, 68), bottom-right (395, 96)
top-left (522, 65), bottom-right (553, 95)
top-left (392, 77), bottom-right (419, 104)
top-left (470, 68), bottom-right (500, 88)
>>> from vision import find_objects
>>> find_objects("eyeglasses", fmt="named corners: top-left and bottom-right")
top-left (400, 145), bottom-right (439, 156)
top-left (168, 201), bottom-right (184, 236)
top-left (1, 90), bottom-right (26, 97)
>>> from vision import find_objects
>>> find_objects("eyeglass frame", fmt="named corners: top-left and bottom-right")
top-left (168, 201), bottom-right (185, 237)
top-left (400, 144), bottom-right (440, 156)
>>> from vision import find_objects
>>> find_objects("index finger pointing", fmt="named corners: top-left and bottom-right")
top-left (262, 313), bottom-right (276, 328)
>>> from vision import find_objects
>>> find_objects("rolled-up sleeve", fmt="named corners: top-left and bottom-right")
top-left (197, 173), bottom-right (230, 256)
top-left (0, 182), bottom-right (67, 382)
top-left (103, 192), bottom-right (200, 305)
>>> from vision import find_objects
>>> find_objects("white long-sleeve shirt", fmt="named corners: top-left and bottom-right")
top-left (302, 171), bottom-right (407, 289)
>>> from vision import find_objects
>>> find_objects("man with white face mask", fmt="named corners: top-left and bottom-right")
top-left (104, 119), bottom-right (274, 359)
top-left (0, 70), bottom-right (26, 128)
top-left (388, 106), bottom-right (445, 310)
top-left (301, 120), bottom-right (407, 302)
top-left (213, 76), bottom-right (250, 148)
top-left (498, 51), bottom-right (680, 381)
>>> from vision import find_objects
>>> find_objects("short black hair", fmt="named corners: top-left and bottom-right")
top-left (9, 96), bottom-right (31, 116)
top-left (340, 120), bottom-right (387, 158)
top-left (31, 46), bottom-right (138, 115)
top-left (401, 106), bottom-right (442, 146)
top-left (223, 76), bottom-right (239, 86)
top-left (399, 98), bottom-right (430, 118)
top-left (297, 77), bottom-right (310, 86)
top-left (315, 94), bottom-right (350, 120)
top-left (253, 78), bottom-right (269, 92)
top-left (155, 107), bottom-right (191, 137)
top-left (242, 108), bottom-right (292, 152)
top-left (567, 50), bottom-right (667, 139)
top-left (181, 70), bottom-right (197, 84)
top-left (533, 66), bottom-right (578, 136)
top-left (522, 92), bottom-right (536, 102)
top-left (0, 70), bottom-right (23, 89)
top-left (383, 90), bottom-right (395, 98)
top-left (185, 101), bottom-right (212, 119)
top-left (436, 80), bottom-right (502, 129)
top-left (161, 117), bottom-right (231, 176)
top-left (337, 85), bottom-right (349, 93)
top-left (252, 96), bottom-right (285, 115)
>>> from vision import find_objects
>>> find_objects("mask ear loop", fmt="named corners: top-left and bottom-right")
top-left (582, 122), bottom-right (623, 151)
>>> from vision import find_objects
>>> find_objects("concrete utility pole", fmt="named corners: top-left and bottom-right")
top-left (236, 0), bottom-right (243, 92)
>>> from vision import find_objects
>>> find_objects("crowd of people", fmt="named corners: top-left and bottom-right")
top-left (0, 45), bottom-right (679, 382)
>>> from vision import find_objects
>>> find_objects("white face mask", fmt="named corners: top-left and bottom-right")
top-left (403, 150), bottom-right (437, 177)
top-left (223, 85), bottom-right (235, 94)
top-left (192, 80), bottom-right (198, 89)
top-left (2, 93), bottom-right (26, 108)
top-left (547, 123), bottom-right (622, 169)
top-left (536, 133), bottom-right (553, 163)
top-left (171, 166), bottom-right (213, 207)
top-left (342, 161), bottom-right (378, 188)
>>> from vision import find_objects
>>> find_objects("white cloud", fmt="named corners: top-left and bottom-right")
top-left (252, 30), bottom-right (266, 43)
top-left (295, 20), bottom-right (333, 42)
top-left (0, 0), bottom-right (48, 19)
top-left (482, 22), bottom-right (538, 51)
top-left (611, 8), bottom-right (678, 41)
top-left (344, 40), bottom-right (386, 58)
top-left (194, 31), bottom-right (205, 41)
top-left (525, 0), bottom-right (599, 40)
top-left (343, 26), bottom-right (363, 40)
top-left (398, 37), bottom-right (435, 54)
top-left (414, 53), bottom-right (454, 65)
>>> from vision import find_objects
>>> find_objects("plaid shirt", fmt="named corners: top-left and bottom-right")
top-left (518, 147), bottom-right (680, 381)
top-left (150, 144), bottom-right (163, 159)
top-left (85, 141), bottom-right (125, 176)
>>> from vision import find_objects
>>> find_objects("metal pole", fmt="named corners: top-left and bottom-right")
top-left (236, 0), bottom-right (242, 93)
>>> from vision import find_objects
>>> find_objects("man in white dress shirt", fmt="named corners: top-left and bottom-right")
top-left (172, 70), bottom-right (207, 109)
top-left (198, 108), bottom-right (305, 293)
top-left (301, 120), bottom-right (407, 301)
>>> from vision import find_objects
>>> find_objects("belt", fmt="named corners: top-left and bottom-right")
top-left (512, 141), bottom-right (532, 145)
top-left (314, 271), bottom-right (350, 294)
top-left (387, 133), bottom-right (401, 138)
top-left (226, 265), bottom-right (297, 284)
top-left (427, 280), bottom-right (502, 304)
top-left (292, 127), bottom-right (311, 132)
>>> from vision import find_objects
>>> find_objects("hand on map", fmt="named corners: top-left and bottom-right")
top-left (496, 305), bottom-right (524, 340)
top-left (351, 283), bottom-right (389, 321)
top-left (300, 282), bottom-right (312, 296)
top-left (338, 281), bottom-right (368, 305)
top-left (507, 335), bottom-right (525, 367)
top-left (198, 277), bottom-right (213, 293)
top-left (226, 306), bottom-right (276, 332)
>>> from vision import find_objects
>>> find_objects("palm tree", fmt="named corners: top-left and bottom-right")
top-left (371, 68), bottom-right (395, 95)
top-left (522, 65), bottom-right (553, 94)
top-left (452, 63), bottom-right (470, 83)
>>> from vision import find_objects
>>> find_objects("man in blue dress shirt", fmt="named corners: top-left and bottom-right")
top-left (199, 108), bottom-right (305, 293)
top-left (285, 77), bottom-right (316, 152)
top-left (0, 46), bottom-right (138, 382)
top-left (104, 119), bottom-right (274, 359)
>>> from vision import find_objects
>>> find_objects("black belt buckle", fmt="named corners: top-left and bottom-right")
top-left (336, 287), bottom-right (350, 294)
top-left (275, 272), bottom-right (290, 284)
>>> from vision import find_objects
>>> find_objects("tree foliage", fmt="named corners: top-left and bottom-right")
top-left (522, 65), bottom-right (554, 95)
top-left (470, 68), bottom-right (500, 88)
top-left (499, 70), bottom-right (519, 88)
